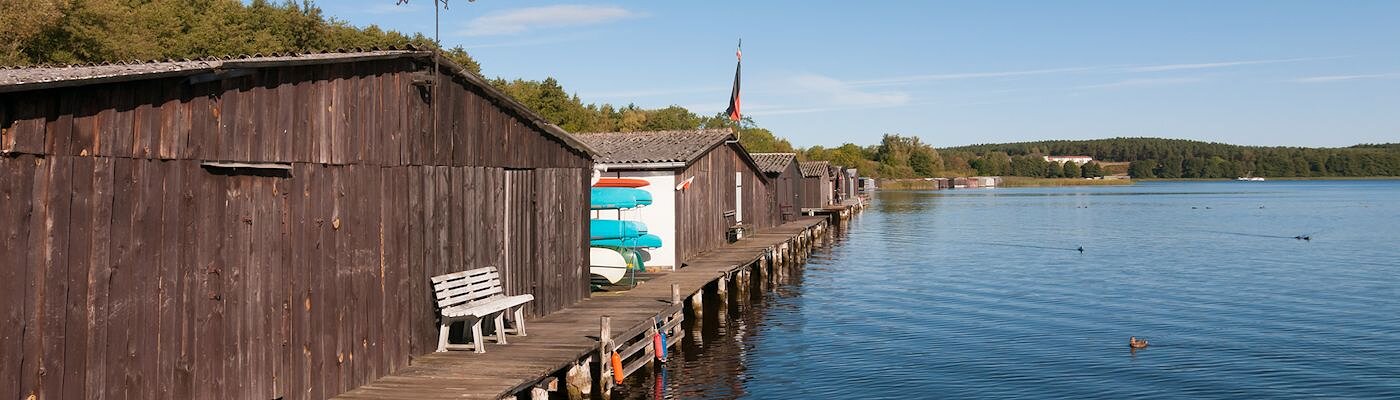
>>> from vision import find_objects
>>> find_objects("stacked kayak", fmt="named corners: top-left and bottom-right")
top-left (589, 184), bottom-right (662, 285)
top-left (589, 219), bottom-right (647, 240)
top-left (590, 187), bottom-right (652, 210)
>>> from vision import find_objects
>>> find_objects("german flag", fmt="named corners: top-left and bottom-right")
top-left (724, 43), bottom-right (741, 122)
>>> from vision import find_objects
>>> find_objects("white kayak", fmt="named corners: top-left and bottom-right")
top-left (590, 247), bottom-right (628, 284)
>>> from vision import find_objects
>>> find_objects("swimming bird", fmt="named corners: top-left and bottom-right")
top-left (1129, 336), bottom-right (1149, 349)
top-left (1077, 246), bottom-right (1084, 254)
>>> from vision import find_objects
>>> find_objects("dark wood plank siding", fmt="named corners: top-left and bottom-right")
top-left (800, 169), bottom-right (832, 208)
top-left (673, 144), bottom-right (773, 265)
top-left (0, 56), bottom-right (591, 400)
top-left (767, 161), bottom-right (803, 222)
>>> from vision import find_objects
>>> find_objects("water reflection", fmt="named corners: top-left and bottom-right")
top-left (614, 225), bottom-right (834, 400)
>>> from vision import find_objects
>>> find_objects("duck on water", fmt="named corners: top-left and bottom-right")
top-left (1129, 336), bottom-right (1150, 349)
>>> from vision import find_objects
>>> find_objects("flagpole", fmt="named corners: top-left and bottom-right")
top-left (733, 38), bottom-right (742, 141)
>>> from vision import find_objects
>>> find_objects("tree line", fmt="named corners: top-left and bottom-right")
top-left (942, 138), bottom-right (1400, 178)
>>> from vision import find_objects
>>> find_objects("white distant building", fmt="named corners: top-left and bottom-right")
top-left (1043, 155), bottom-right (1094, 164)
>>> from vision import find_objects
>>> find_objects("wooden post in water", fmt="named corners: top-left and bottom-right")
top-left (530, 377), bottom-right (556, 400)
top-left (761, 251), bottom-right (772, 292)
top-left (716, 273), bottom-right (730, 332)
top-left (566, 358), bottom-right (592, 400)
top-left (737, 267), bottom-right (749, 303)
top-left (598, 316), bottom-right (613, 399)
top-left (689, 284), bottom-right (703, 333)
top-left (670, 284), bottom-right (684, 341)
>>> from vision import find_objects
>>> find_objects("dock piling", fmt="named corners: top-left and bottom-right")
top-left (598, 316), bottom-right (614, 399)
top-left (566, 359), bottom-right (591, 400)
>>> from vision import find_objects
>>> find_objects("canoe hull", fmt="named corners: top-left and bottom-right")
top-left (593, 178), bottom-right (650, 188)
top-left (589, 247), bottom-right (628, 284)
top-left (589, 233), bottom-right (663, 248)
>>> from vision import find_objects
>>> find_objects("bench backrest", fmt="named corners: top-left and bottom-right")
top-left (430, 267), bottom-right (505, 311)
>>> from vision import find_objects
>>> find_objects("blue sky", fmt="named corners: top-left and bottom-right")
top-left (322, 1), bottom-right (1400, 148)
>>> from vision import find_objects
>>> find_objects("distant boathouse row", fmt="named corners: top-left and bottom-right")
top-left (0, 50), bottom-right (860, 399)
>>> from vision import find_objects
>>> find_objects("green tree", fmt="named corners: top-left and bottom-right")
top-left (1129, 159), bottom-right (1157, 178)
top-left (1046, 160), bottom-right (1063, 178)
top-left (1063, 161), bottom-right (1081, 178)
top-left (1082, 161), bottom-right (1103, 177)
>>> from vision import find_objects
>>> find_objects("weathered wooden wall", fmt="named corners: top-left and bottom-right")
top-left (767, 161), bottom-right (802, 221)
top-left (799, 171), bottom-right (832, 209)
top-left (0, 55), bottom-right (591, 400)
top-left (672, 145), bottom-right (772, 265)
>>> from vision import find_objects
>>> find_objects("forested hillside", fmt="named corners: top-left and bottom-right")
top-left (942, 138), bottom-right (1400, 178)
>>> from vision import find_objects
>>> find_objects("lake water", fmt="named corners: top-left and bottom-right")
top-left (618, 180), bottom-right (1400, 399)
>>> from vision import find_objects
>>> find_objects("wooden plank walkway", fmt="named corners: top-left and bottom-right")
top-left (333, 217), bottom-right (828, 400)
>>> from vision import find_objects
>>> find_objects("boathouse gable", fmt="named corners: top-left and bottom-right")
top-left (751, 152), bottom-right (803, 223)
top-left (0, 50), bottom-right (594, 400)
top-left (799, 160), bottom-right (835, 208)
top-left (575, 129), bottom-right (776, 268)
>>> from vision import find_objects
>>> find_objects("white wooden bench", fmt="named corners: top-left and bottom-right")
top-left (431, 267), bottom-right (534, 353)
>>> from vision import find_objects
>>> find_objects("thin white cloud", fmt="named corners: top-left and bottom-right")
top-left (462, 35), bottom-right (588, 49)
top-left (461, 5), bottom-right (638, 37)
top-left (848, 66), bottom-right (1107, 87)
top-left (587, 85), bottom-right (728, 100)
top-left (774, 57), bottom-right (1340, 91)
top-left (789, 74), bottom-right (911, 107)
top-left (1293, 72), bottom-right (1400, 83)
top-left (1076, 77), bottom-right (1204, 90)
top-left (1129, 56), bottom-right (1344, 72)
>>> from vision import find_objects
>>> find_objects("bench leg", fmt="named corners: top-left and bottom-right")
top-left (513, 307), bottom-right (527, 336)
top-left (471, 320), bottom-right (486, 354)
top-left (437, 322), bottom-right (451, 353)
top-left (494, 312), bottom-right (508, 344)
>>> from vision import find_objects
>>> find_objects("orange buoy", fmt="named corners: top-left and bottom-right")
top-left (594, 178), bottom-right (650, 188)
top-left (610, 351), bottom-right (625, 384)
top-left (653, 332), bottom-right (667, 362)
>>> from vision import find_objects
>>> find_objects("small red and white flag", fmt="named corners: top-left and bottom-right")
top-left (675, 176), bottom-right (695, 191)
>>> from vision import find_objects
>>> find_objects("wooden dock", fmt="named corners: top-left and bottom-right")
top-left (333, 217), bottom-right (831, 400)
top-left (803, 197), bottom-right (867, 221)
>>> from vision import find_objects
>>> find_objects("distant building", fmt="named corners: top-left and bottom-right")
top-left (970, 176), bottom-right (1003, 187)
top-left (1043, 155), bottom-right (1094, 165)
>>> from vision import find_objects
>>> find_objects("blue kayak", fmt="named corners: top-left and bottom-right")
top-left (591, 188), bottom-right (653, 210)
top-left (590, 219), bottom-right (647, 240)
top-left (590, 233), bottom-right (663, 248)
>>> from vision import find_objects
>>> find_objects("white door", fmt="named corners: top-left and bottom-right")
top-left (734, 171), bottom-right (743, 223)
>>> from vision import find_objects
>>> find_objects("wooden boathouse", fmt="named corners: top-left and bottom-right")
top-left (0, 49), bottom-right (596, 400)
top-left (799, 160), bottom-right (834, 209)
top-left (574, 129), bottom-right (775, 270)
top-left (750, 152), bottom-right (803, 223)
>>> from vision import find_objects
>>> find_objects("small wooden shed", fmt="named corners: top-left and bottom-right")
top-left (0, 49), bottom-right (595, 400)
top-left (574, 129), bottom-right (773, 268)
top-left (799, 160), bottom-right (834, 208)
top-left (750, 153), bottom-right (802, 222)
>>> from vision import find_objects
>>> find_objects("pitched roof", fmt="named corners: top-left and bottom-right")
top-left (0, 49), bottom-right (415, 91)
top-left (750, 153), bottom-right (797, 175)
top-left (799, 161), bottom-right (831, 177)
top-left (0, 48), bottom-right (596, 158)
top-left (572, 129), bottom-right (733, 165)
